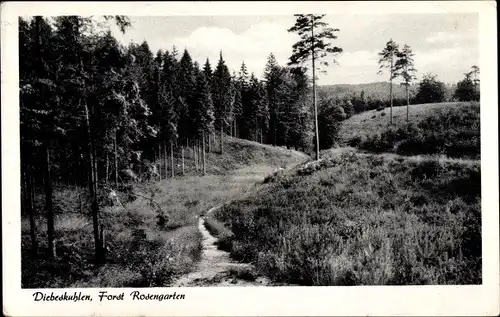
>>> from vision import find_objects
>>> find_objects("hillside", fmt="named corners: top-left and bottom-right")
top-left (214, 149), bottom-right (481, 285)
top-left (318, 82), bottom-right (418, 101)
top-left (21, 137), bottom-right (308, 288)
top-left (338, 101), bottom-right (480, 158)
top-left (212, 102), bottom-right (481, 286)
top-left (318, 82), bottom-right (455, 101)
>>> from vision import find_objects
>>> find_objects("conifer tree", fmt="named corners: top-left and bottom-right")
top-left (264, 53), bottom-right (282, 145)
top-left (213, 51), bottom-right (233, 154)
top-left (288, 14), bottom-right (343, 160)
top-left (394, 44), bottom-right (417, 121)
top-left (378, 38), bottom-right (400, 124)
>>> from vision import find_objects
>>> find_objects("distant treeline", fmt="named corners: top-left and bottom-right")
top-left (317, 81), bottom-right (460, 113)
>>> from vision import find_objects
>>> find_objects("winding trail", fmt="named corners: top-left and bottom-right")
top-left (171, 151), bottom-right (309, 287)
top-left (171, 206), bottom-right (271, 287)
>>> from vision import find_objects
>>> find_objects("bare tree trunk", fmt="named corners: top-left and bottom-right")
top-left (213, 132), bottom-right (216, 152)
top-left (390, 56), bottom-right (394, 125)
top-left (114, 131), bottom-right (118, 189)
top-left (406, 84), bottom-right (409, 121)
top-left (220, 125), bottom-right (224, 154)
top-left (93, 142), bottom-right (98, 189)
top-left (181, 145), bottom-right (185, 176)
top-left (202, 131), bottom-right (206, 175)
top-left (44, 143), bottom-right (55, 258)
top-left (170, 141), bottom-right (174, 178)
top-left (207, 132), bottom-right (211, 153)
top-left (198, 139), bottom-right (202, 169)
top-left (105, 152), bottom-right (109, 184)
top-left (311, 15), bottom-right (319, 160)
top-left (194, 139), bottom-right (198, 170)
top-left (25, 169), bottom-right (37, 253)
top-left (158, 143), bottom-right (162, 181)
top-left (163, 141), bottom-right (167, 179)
top-left (84, 99), bottom-right (104, 266)
top-left (255, 121), bottom-right (258, 142)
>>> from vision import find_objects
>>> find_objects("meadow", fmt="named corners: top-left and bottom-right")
top-left (21, 137), bottom-right (306, 288)
top-left (339, 102), bottom-right (475, 143)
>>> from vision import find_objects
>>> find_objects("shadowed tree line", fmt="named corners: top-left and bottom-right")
top-left (19, 16), bottom-right (312, 265)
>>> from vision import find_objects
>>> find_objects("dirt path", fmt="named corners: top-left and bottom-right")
top-left (171, 206), bottom-right (271, 287)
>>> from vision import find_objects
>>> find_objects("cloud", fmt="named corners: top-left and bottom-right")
top-left (415, 47), bottom-right (465, 66)
top-left (166, 22), bottom-right (295, 78)
top-left (425, 31), bottom-right (462, 44)
top-left (111, 15), bottom-right (478, 85)
top-left (337, 50), bottom-right (379, 68)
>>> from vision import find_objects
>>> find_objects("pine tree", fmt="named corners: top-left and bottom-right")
top-left (378, 38), bottom-right (400, 124)
top-left (288, 14), bottom-right (343, 160)
top-left (213, 51), bottom-right (233, 154)
top-left (264, 53), bottom-right (282, 145)
top-left (177, 49), bottom-right (196, 174)
top-left (192, 71), bottom-right (215, 175)
top-left (394, 44), bottom-right (417, 121)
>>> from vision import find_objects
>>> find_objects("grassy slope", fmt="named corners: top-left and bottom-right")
top-left (339, 102), bottom-right (469, 142)
top-left (21, 137), bottom-right (308, 288)
top-left (214, 103), bottom-right (481, 286)
top-left (340, 102), bottom-right (480, 159)
top-left (215, 150), bottom-right (481, 285)
top-left (318, 82), bottom-right (417, 101)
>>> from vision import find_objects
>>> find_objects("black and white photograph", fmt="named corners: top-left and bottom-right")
top-left (2, 1), bottom-right (499, 316)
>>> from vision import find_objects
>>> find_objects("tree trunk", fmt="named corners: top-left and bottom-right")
top-left (255, 121), bottom-right (258, 142)
top-left (84, 99), bottom-right (103, 266)
top-left (44, 143), bottom-right (55, 258)
top-left (181, 145), bottom-right (185, 175)
top-left (207, 132), bottom-right (211, 153)
top-left (273, 117), bottom-right (277, 146)
top-left (158, 143), bottom-right (162, 181)
top-left (25, 169), bottom-right (37, 253)
top-left (105, 152), bottom-right (109, 184)
top-left (170, 141), bottom-right (175, 178)
top-left (390, 56), bottom-right (394, 125)
top-left (163, 141), bottom-right (167, 179)
top-left (311, 15), bottom-right (319, 160)
top-left (114, 131), bottom-right (118, 189)
top-left (194, 139), bottom-right (198, 170)
top-left (202, 131), bottom-right (206, 175)
top-left (406, 84), bottom-right (409, 121)
top-left (220, 125), bottom-right (224, 154)
top-left (92, 142), bottom-right (98, 189)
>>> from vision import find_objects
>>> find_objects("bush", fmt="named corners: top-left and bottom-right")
top-left (318, 98), bottom-right (346, 150)
top-left (215, 154), bottom-right (481, 285)
top-left (357, 103), bottom-right (479, 158)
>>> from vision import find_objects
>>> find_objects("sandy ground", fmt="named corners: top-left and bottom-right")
top-left (171, 210), bottom-right (271, 287)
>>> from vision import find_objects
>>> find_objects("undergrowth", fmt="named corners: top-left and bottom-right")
top-left (21, 137), bottom-right (308, 288)
top-left (356, 103), bottom-right (479, 158)
top-left (214, 152), bottom-right (481, 285)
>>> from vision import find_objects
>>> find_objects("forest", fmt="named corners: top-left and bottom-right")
top-left (20, 16), bottom-right (313, 264)
top-left (19, 15), bottom-right (481, 288)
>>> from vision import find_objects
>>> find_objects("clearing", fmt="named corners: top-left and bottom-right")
top-left (21, 137), bottom-right (308, 288)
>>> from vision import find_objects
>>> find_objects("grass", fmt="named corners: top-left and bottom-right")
top-left (214, 151), bottom-right (481, 285)
top-left (339, 102), bottom-right (474, 143)
top-left (21, 136), bottom-right (308, 288)
top-left (203, 216), bottom-right (234, 252)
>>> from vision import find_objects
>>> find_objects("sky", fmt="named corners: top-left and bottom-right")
top-left (109, 14), bottom-right (478, 85)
